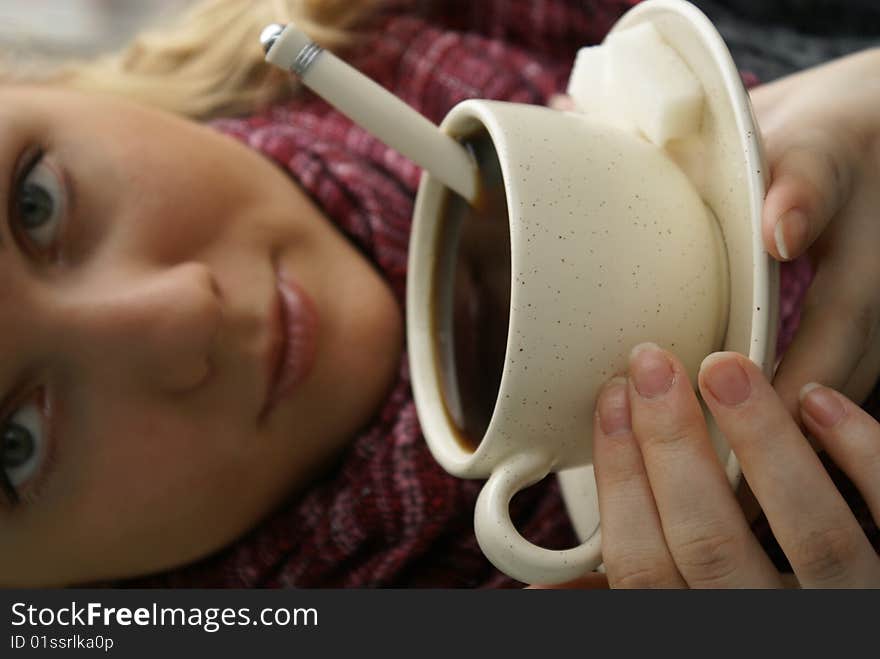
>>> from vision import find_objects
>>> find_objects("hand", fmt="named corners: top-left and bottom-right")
top-left (587, 343), bottom-right (880, 588)
top-left (750, 48), bottom-right (880, 416)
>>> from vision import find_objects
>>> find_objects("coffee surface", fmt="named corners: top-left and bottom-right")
top-left (434, 130), bottom-right (511, 452)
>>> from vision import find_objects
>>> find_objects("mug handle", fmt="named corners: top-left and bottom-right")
top-left (474, 452), bottom-right (602, 585)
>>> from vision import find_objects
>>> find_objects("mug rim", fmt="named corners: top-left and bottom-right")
top-left (406, 100), bottom-right (519, 477)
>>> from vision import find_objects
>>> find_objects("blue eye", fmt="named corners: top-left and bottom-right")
top-left (14, 155), bottom-right (67, 253)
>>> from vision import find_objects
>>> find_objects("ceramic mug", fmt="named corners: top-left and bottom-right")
top-left (406, 98), bottom-right (730, 585)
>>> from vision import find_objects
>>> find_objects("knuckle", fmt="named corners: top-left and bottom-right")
top-left (790, 525), bottom-right (860, 584)
top-left (670, 526), bottom-right (743, 587)
top-left (776, 137), bottom-right (853, 221)
top-left (635, 425), bottom-right (708, 467)
top-left (639, 428), bottom-right (688, 451)
top-left (775, 145), bottom-right (826, 211)
top-left (599, 463), bottom-right (646, 494)
top-left (636, 420), bottom-right (700, 454)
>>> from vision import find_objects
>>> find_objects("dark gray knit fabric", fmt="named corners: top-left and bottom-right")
top-left (693, 0), bottom-right (880, 81)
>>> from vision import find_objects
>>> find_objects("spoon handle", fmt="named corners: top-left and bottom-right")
top-left (262, 23), bottom-right (478, 203)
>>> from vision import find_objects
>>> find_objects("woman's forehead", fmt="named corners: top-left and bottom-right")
top-left (0, 85), bottom-right (45, 132)
top-left (0, 85), bottom-right (122, 156)
top-left (0, 83), bottom-right (93, 119)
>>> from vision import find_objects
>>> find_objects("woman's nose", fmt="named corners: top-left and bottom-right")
top-left (60, 262), bottom-right (223, 394)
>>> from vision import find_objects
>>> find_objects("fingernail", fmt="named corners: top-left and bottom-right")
top-left (700, 353), bottom-right (751, 406)
top-left (799, 383), bottom-right (844, 428)
top-left (774, 209), bottom-right (807, 261)
top-left (597, 377), bottom-right (631, 436)
top-left (629, 343), bottom-right (674, 399)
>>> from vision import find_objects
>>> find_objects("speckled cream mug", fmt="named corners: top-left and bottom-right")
top-left (406, 99), bottom-right (730, 585)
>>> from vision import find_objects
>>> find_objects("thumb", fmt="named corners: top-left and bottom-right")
top-left (762, 127), bottom-right (857, 261)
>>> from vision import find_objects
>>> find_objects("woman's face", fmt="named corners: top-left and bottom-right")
top-left (0, 85), bottom-right (403, 585)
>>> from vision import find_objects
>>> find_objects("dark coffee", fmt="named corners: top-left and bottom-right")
top-left (432, 130), bottom-right (511, 452)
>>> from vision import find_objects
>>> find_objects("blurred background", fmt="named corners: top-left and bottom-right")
top-left (0, 0), bottom-right (196, 64)
top-left (695, 0), bottom-right (880, 81)
top-left (0, 0), bottom-right (878, 81)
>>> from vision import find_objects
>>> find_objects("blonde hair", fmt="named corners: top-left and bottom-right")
top-left (14, 0), bottom-right (387, 120)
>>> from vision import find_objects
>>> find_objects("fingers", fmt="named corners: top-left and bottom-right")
top-left (769, 137), bottom-right (880, 415)
top-left (594, 345), bottom-right (880, 588)
top-left (593, 345), bottom-right (780, 588)
top-left (772, 293), bottom-right (874, 420)
top-left (772, 260), bottom-right (880, 420)
top-left (761, 127), bottom-right (856, 261)
top-left (592, 377), bottom-right (685, 588)
top-left (624, 344), bottom-right (780, 587)
top-left (756, 47), bottom-right (880, 264)
top-left (700, 353), bottom-right (880, 588)
top-left (799, 383), bottom-right (880, 525)
top-left (756, 52), bottom-right (880, 415)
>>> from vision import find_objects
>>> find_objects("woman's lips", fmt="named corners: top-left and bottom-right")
top-left (260, 267), bottom-right (319, 422)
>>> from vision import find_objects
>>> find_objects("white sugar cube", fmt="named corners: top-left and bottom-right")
top-left (566, 46), bottom-right (636, 133)
top-left (607, 22), bottom-right (703, 145)
top-left (566, 46), bottom-right (608, 112)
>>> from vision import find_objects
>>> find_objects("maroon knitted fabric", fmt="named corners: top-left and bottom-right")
top-left (126, 0), bottom-right (824, 588)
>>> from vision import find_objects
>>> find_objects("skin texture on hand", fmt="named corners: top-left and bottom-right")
top-left (582, 344), bottom-right (880, 589)
top-left (750, 47), bottom-right (880, 418)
